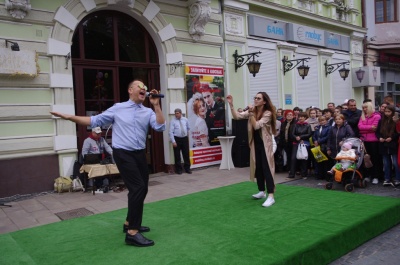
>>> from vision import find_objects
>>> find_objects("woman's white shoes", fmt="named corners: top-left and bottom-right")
top-left (262, 197), bottom-right (275, 207)
top-left (252, 191), bottom-right (266, 199)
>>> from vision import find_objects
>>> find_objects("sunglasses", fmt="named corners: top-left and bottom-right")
top-left (138, 83), bottom-right (148, 91)
top-left (254, 97), bottom-right (263, 101)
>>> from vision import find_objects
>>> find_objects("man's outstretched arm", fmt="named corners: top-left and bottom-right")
top-left (50, 111), bottom-right (91, 126)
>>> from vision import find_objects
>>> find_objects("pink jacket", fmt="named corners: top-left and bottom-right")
top-left (358, 112), bottom-right (381, 142)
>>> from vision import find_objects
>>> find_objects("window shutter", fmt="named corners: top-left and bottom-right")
top-left (248, 46), bottom-right (279, 107)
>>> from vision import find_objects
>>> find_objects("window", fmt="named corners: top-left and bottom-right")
top-left (375, 0), bottom-right (398, 23)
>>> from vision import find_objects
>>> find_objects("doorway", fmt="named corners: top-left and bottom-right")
top-left (71, 10), bottom-right (164, 173)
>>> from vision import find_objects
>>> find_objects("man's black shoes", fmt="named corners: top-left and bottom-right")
top-left (125, 232), bottom-right (154, 247)
top-left (123, 224), bottom-right (150, 233)
top-left (176, 170), bottom-right (182, 175)
top-left (185, 169), bottom-right (192, 174)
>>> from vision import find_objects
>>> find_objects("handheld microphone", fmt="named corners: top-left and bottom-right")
top-left (146, 92), bottom-right (164, 98)
top-left (243, 106), bottom-right (250, 111)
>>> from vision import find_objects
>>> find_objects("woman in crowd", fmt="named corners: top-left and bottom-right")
top-left (376, 105), bottom-right (400, 186)
top-left (327, 114), bottom-right (354, 158)
top-left (323, 108), bottom-right (335, 126)
top-left (227, 92), bottom-right (277, 207)
top-left (279, 110), bottom-right (296, 172)
top-left (306, 108), bottom-right (319, 132)
top-left (358, 101), bottom-right (382, 184)
top-left (312, 116), bottom-right (332, 180)
top-left (288, 112), bottom-right (312, 179)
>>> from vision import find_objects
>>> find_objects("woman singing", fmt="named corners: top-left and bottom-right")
top-left (227, 92), bottom-right (277, 207)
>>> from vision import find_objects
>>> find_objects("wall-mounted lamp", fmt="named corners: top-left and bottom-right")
top-left (282, 56), bottom-right (311, 79)
top-left (64, 52), bottom-right (71, 69)
top-left (372, 62), bottom-right (378, 82)
top-left (167, 61), bottom-right (184, 75)
top-left (5, 40), bottom-right (20, 51)
top-left (356, 68), bottom-right (365, 83)
top-left (325, 60), bottom-right (350, 80)
top-left (233, 50), bottom-right (262, 77)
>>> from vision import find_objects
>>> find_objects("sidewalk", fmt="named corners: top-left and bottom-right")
top-left (1, 166), bottom-right (399, 264)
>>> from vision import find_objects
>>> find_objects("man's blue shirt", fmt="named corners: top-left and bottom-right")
top-left (169, 117), bottom-right (190, 143)
top-left (91, 100), bottom-right (166, 151)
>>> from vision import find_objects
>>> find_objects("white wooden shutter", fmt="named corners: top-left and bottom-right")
top-left (296, 54), bottom-right (319, 109)
top-left (248, 46), bottom-right (279, 107)
top-left (331, 58), bottom-right (352, 105)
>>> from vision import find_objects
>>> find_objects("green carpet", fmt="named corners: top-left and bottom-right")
top-left (1, 183), bottom-right (399, 265)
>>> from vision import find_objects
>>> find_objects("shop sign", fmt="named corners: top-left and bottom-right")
top-left (325, 32), bottom-right (350, 52)
top-left (0, 48), bottom-right (39, 77)
top-left (287, 24), bottom-right (325, 47)
top-left (351, 66), bottom-right (381, 87)
top-left (248, 15), bottom-right (287, 41)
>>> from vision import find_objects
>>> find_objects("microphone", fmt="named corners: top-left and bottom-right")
top-left (146, 92), bottom-right (164, 98)
top-left (243, 106), bottom-right (250, 111)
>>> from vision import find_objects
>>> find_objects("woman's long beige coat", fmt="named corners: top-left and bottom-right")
top-left (231, 109), bottom-right (275, 182)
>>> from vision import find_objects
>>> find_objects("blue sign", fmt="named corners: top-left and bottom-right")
top-left (287, 24), bottom-right (325, 47)
top-left (325, 32), bottom-right (350, 52)
top-left (248, 15), bottom-right (287, 41)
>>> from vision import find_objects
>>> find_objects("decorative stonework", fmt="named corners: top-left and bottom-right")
top-left (188, 0), bottom-right (211, 42)
top-left (224, 13), bottom-right (243, 36)
top-left (351, 40), bottom-right (362, 56)
top-left (5, 0), bottom-right (31, 19)
top-left (107, 0), bottom-right (134, 7)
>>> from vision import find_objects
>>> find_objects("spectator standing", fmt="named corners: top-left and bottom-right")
top-left (169, 108), bottom-right (191, 174)
top-left (288, 112), bottom-right (312, 179)
top-left (323, 108), bottom-right (334, 126)
top-left (327, 114), bottom-right (355, 158)
top-left (327, 102), bottom-right (335, 112)
top-left (376, 105), bottom-right (400, 186)
top-left (312, 116), bottom-right (332, 180)
top-left (358, 101), bottom-right (382, 184)
top-left (306, 108), bottom-right (319, 131)
top-left (280, 110), bottom-right (296, 172)
top-left (342, 99), bottom-right (362, 137)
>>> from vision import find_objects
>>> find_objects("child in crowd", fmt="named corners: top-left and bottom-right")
top-left (328, 142), bottom-right (356, 174)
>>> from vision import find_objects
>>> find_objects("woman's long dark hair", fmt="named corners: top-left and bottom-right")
top-left (379, 104), bottom-right (396, 138)
top-left (255, 91), bottom-right (276, 135)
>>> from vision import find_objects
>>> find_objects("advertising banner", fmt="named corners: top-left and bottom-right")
top-left (185, 64), bottom-right (226, 168)
top-left (351, 66), bottom-right (381, 87)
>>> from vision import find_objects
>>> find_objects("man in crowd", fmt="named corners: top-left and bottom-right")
top-left (342, 99), bottom-right (362, 137)
top-left (50, 79), bottom-right (165, 247)
top-left (327, 102), bottom-right (335, 112)
top-left (169, 108), bottom-right (191, 174)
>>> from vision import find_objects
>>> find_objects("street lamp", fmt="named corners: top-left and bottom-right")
top-left (324, 60), bottom-right (350, 80)
top-left (282, 56), bottom-right (311, 79)
top-left (5, 40), bottom-right (20, 51)
top-left (233, 50), bottom-right (262, 77)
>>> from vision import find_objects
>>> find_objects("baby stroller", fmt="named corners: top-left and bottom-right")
top-left (325, 138), bottom-right (368, 192)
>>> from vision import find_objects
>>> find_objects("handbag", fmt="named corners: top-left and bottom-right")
top-left (54, 176), bottom-right (72, 193)
top-left (296, 143), bottom-right (308, 160)
top-left (72, 178), bottom-right (85, 192)
top-left (311, 146), bottom-right (328, 163)
top-left (363, 143), bottom-right (373, 168)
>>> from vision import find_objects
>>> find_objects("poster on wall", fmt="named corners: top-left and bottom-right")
top-left (185, 64), bottom-right (226, 168)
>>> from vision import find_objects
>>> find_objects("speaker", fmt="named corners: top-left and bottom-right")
top-left (232, 144), bottom-right (250, 168)
top-left (231, 119), bottom-right (250, 167)
top-left (232, 119), bottom-right (248, 145)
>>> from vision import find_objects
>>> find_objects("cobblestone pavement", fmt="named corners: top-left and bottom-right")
top-left (284, 175), bottom-right (400, 265)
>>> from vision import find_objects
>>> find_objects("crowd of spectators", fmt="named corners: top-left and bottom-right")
top-left (274, 97), bottom-right (400, 187)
